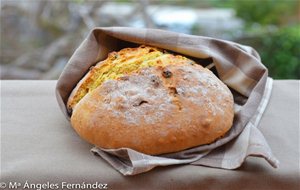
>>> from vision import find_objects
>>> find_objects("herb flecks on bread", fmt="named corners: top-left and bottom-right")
top-left (67, 46), bottom-right (191, 110)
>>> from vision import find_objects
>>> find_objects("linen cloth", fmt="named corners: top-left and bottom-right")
top-left (1, 80), bottom-right (299, 190)
top-left (55, 27), bottom-right (278, 175)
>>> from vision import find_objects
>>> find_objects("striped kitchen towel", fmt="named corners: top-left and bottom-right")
top-left (56, 27), bottom-right (279, 175)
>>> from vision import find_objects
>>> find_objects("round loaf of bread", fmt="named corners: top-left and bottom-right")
top-left (68, 45), bottom-right (234, 155)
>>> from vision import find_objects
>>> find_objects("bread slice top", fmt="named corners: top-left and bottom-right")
top-left (67, 45), bottom-right (196, 111)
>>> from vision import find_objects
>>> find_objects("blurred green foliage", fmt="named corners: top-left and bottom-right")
top-left (163, 0), bottom-right (300, 78)
top-left (257, 25), bottom-right (300, 79)
top-left (216, 0), bottom-right (300, 79)
top-left (232, 0), bottom-right (299, 26)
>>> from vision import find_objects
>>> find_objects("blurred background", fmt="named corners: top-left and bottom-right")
top-left (1, 0), bottom-right (299, 80)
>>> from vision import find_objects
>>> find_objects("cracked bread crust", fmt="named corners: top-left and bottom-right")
top-left (67, 45), bottom-right (192, 111)
top-left (70, 63), bottom-right (234, 155)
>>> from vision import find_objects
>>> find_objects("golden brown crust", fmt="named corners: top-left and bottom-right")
top-left (70, 54), bottom-right (234, 155)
